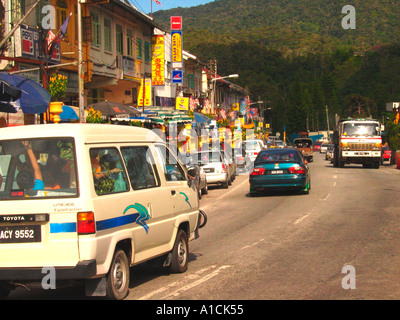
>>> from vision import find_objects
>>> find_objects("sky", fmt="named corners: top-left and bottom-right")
top-left (131, 0), bottom-right (215, 15)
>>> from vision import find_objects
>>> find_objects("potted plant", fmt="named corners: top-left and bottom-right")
top-left (48, 73), bottom-right (68, 124)
top-left (86, 107), bottom-right (104, 123)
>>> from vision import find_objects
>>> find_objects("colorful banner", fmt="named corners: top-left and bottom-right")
top-left (138, 78), bottom-right (152, 107)
top-left (151, 35), bottom-right (165, 86)
top-left (176, 97), bottom-right (189, 110)
top-left (171, 30), bottom-right (182, 69)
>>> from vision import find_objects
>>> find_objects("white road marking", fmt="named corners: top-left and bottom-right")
top-left (240, 239), bottom-right (265, 250)
top-left (137, 265), bottom-right (231, 300)
top-left (294, 211), bottom-right (313, 225)
top-left (322, 193), bottom-right (330, 200)
top-left (160, 265), bottom-right (232, 300)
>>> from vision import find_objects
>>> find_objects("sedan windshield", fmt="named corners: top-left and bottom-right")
top-left (255, 150), bottom-right (301, 164)
top-left (192, 152), bottom-right (222, 165)
top-left (241, 141), bottom-right (261, 150)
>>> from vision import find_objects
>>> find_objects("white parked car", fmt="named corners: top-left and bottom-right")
top-left (238, 140), bottom-right (265, 162)
top-left (191, 151), bottom-right (231, 188)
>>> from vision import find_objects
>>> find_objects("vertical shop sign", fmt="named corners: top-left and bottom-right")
top-left (138, 78), bottom-right (152, 107)
top-left (171, 30), bottom-right (182, 69)
top-left (152, 35), bottom-right (165, 86)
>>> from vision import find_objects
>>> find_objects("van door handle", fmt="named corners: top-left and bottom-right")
top-left (171, 190), bottom-right (176, 195)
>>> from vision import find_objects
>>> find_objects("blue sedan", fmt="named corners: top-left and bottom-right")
top-left (249, 148), bottom-right (311, 196)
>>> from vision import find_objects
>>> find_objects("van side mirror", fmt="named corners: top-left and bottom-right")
top-left (187, 167), bottom-right (196, 180)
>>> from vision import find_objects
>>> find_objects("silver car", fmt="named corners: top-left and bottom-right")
top-left (191, 151), bottom-right (231, 188)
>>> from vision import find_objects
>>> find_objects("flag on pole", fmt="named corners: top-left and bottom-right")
top-left (152, 0), bottom-right (162, 6)
top-left (48, 12), bottom-right (72, 55)
top-left (46, 30), bottom-right (56, 52)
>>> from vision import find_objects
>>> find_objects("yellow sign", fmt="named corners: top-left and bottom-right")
top-left (152, 35), bottom-right (165, 86)
top-left (232, 103), bottom-right (239, 111)
top-left (171, 31), bottom-right (182, 67)
top-left (176, 97), bottom-right (189, 110)
top-left (138, 78), bottom-right (152, 107)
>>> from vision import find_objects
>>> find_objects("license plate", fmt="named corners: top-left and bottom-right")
top-left (0, 225), bottom-right (41, 243)
top-left (271, 170), bottom-right (284, 174)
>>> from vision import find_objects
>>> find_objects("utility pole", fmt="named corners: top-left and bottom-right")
top-left (326, 105), bottom-right (330, 141)
top-left (78, 0), bottom-right (85, 122)
top-left (208, 58), bottom-right (217, 114)
top-left (0, 0), bottom-right (41, 49)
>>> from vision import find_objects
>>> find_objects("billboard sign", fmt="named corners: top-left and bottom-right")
top-left (14, 25), bottom-right (60, 63)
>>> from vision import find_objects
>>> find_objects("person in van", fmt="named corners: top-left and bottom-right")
top-left (22, 140), bottom-right (44, 190)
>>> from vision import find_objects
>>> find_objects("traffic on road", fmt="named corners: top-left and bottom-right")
top-left (0, 127), bottom-right (400, 299)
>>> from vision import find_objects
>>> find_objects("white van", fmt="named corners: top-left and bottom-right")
top-left (0, 124), bottom-right (204, 299)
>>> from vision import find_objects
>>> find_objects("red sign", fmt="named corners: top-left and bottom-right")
top-left (170, 16), bottom-right (182, 30)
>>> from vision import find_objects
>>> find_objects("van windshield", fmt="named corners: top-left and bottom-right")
top-left (0, 138), bottom-right (77, 200)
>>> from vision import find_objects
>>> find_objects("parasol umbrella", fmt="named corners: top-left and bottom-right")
top-left (0, 73), bottom-right (51, 114)
top-left (60, 105), bottom-right (79, 121)
top-left (86, 101), bottom-right (140, 116)
top-left (0, 79), bottom-right (21, 102)
top-left (194, 112), bottom-right (211, 124)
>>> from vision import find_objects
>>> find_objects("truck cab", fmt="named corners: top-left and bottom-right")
top-left (333, 118), bottom-right (382, 168)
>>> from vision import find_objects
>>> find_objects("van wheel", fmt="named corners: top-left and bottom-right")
top-left (106, 249), bottom-right (130, 300)
top-left (170, 229), bottom-right (189, 273)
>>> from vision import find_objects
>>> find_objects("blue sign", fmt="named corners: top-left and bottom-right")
top-left (172, 70), bottom-right (183, 83)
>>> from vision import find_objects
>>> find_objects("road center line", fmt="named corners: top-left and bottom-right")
top-left (293, 207), bottom-right (317, 225)
top-left (240, 238), bottom-right (265, 250)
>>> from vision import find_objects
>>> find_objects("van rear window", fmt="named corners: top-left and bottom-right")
top-left (0, 138), bottom-right (78, 200)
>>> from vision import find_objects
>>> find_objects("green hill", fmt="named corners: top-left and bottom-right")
top-left (154, 0), bottom-right (400, 54)
top-left (152, 0), bottom-right (400, 137)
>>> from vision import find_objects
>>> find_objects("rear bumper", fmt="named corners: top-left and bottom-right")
top-left (250, 175), bottom-right (307, 189)
top-left (205, 173), bottom-right (227, 184)
top-left (0, 260), bottom-right (97, 281)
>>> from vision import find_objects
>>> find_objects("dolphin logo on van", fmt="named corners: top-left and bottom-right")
top-left (179, 192), bottom-right (192, 208)
top-left (123, 203), bottom-right (150, 234)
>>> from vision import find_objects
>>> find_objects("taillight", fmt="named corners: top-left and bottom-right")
top-left (221, 164), bottom-right (226, 172)
top-left (254, 152), bottom-right (259, 156)
top-left (289, 165), bottom-right (306, 174)
top-left (238, 156), bottom-right (244, 161)
top-left (77, 212), bottom-right (96, 235)
top-left (250, 167), bottom-right (266, 176)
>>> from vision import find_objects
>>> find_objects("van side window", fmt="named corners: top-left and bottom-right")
top-left (120, 146), bottom-right (159, 190)
top-left (90, 148), bottom-right (129, 195)
top-left (155, 145), bottom-right (186, 181)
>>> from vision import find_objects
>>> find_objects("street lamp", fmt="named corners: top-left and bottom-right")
top-left (210, 74), bottom-right (239, 113)
top-left (211, 74), bottom-right (239, 81)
